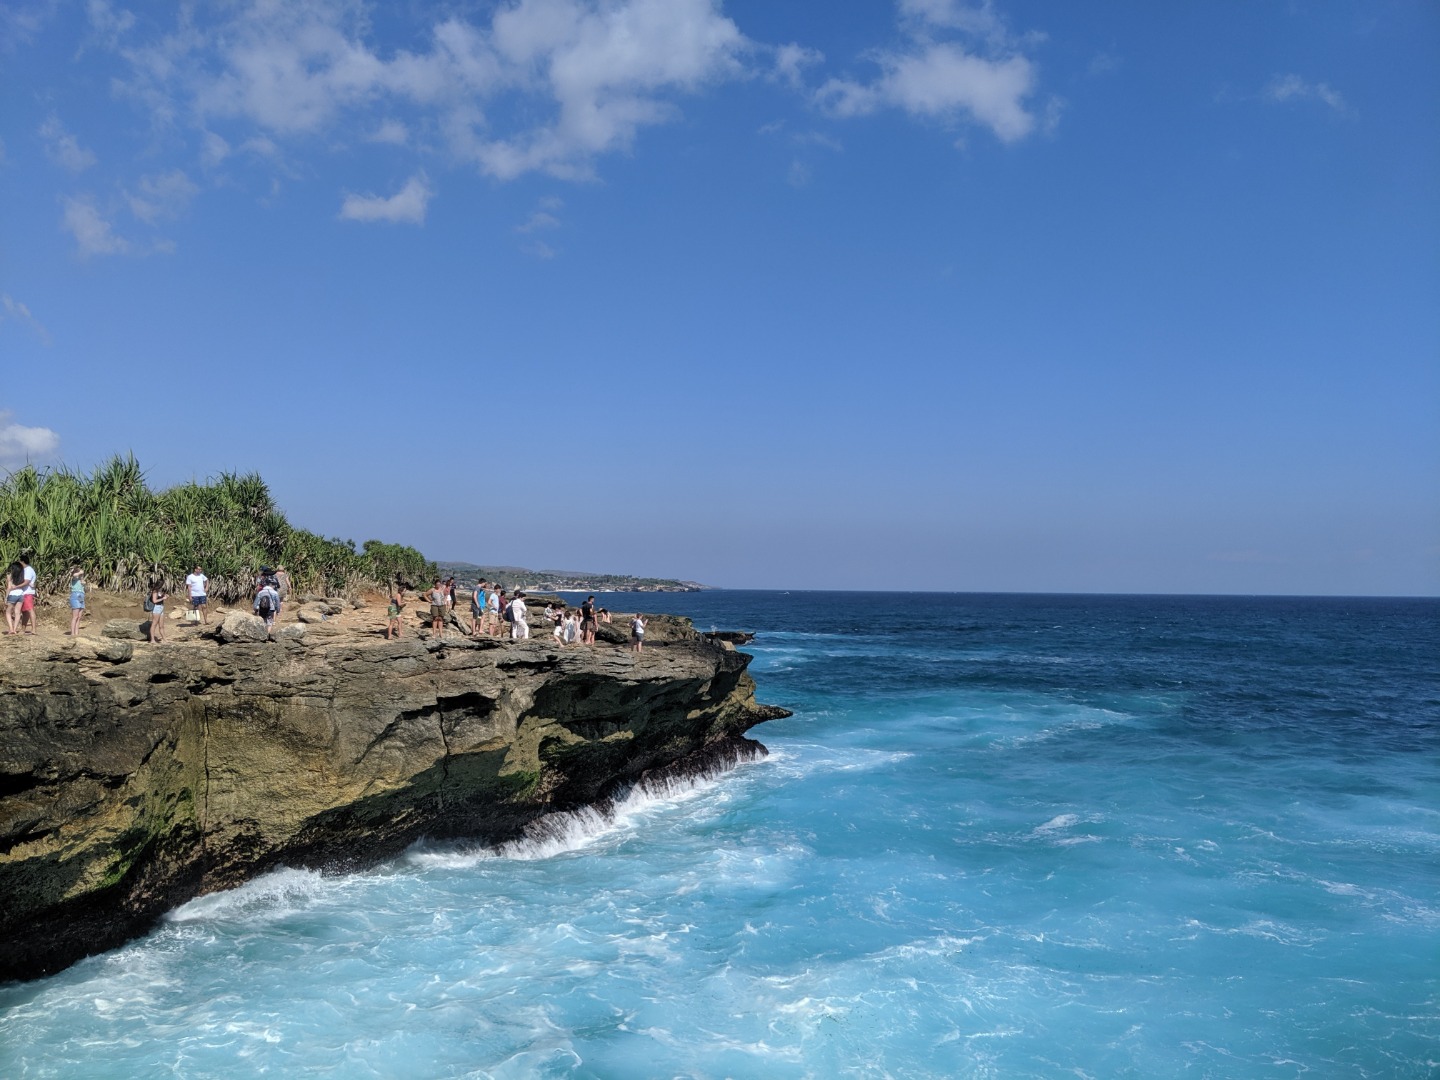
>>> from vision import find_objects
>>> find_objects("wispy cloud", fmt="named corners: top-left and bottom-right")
top-left (127, 169), bottom-right (199, 223)
top-left (1263, 73), bottom-right (1352, 117)
top-left (61, 195), bottom-right (131, 258)
top-left (368, 119), bottom-right (410, 145)
top-left (0, 295), bottom-right (52, 346)
top-left (39, 113), bottom-right (97, 172)
top-left (0, 411), bottom-right (61, 470)
top-left (339, 172), bottom-right (432, 224)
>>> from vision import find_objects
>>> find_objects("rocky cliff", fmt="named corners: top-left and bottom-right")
top-left (0, 620), bottom-right (787, 982)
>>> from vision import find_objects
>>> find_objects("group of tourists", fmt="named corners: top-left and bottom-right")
top-left (6, 557), bottom-right (651, 652)
top-left (391, 580), bottom-right (647, 650)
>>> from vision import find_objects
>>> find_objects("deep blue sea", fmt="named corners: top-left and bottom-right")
top-left (2, 592), bottom-right (1438, 1078)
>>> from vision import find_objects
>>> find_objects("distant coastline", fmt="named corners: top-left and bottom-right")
top-left (437, 561), bottom-right (708, 594)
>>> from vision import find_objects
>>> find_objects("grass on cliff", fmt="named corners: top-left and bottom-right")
top-left (0, 455), bottom-right (437, 602)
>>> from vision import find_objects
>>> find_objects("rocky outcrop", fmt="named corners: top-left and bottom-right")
top-left (0, 623), bottom-right (787, 982)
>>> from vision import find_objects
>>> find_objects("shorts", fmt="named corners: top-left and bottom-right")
top-left (191, 595), bottom-right (207, 608)
top-left (151, 605), bottom-right (164, 617)
top-left (431, 604), bottom-right (446, 619)
top-left (6, 591), bottom-right (23, 604)
top-left (388, 604), bottom-right (401, 618)
top-left (70, 597), bottom-right (85, 610)
top-left (21, 595), bottom-right (35, 612)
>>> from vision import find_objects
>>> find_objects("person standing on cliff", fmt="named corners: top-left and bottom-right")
top-left (630, 614), bottom-right (646, 653)
top-left (147, 581), bottom-right (167, 643)
top-left (184, 565), bottom-right (210, 626)
top-left (18, 555), bottom-right (38, 635)
top-left (5, 562), bottom-right (24, 635)
top-left (581, 594), bottom-right (597, 645)
top-left (387, 584), bottom-right (405, 640)
top-left (470, 579), bottom-right (488, 636)
top-left (508, 591), bottom-right (529, 641)
top-left (428, 579), bottom-right (447, 638)
top-left (68, 568), bottom-right (86, 637)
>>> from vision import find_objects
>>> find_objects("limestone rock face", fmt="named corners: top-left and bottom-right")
top-left (0, 625), bottom-right (787, 982)
top-left (219, 611), bottom-right (269, 642)
top-left (296, 605), bottom-right (328, 624)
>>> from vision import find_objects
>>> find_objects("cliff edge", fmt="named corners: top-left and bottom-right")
top-left (0, 622), bottom-right (788, 982)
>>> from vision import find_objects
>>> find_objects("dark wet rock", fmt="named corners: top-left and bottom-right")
top-left (0, 622), bottom-right (787, 982)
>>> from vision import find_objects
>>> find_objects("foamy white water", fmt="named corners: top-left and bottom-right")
top-left (2, 591), bottom-right (1437, 1078)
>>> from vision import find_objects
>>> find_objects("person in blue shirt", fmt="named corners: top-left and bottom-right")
top-left (68, 568), bottom-right (86, 637)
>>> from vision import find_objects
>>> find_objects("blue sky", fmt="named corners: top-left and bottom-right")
top-left (2, 0), bottom-right (1436, 594)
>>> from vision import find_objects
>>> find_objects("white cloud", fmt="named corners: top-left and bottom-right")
top-left (61, 195), bottom-right (131, 257)
top-left (105, 0), bottom-right (753, 182)
top-left (787, 158), bottom-right (810, 187)
top-left (1264, 74), bottom-right (1351, 116)
top-left (816, 1), bottom-right (1040, 144)
top-left (127, 169), bottom-right (199, 223)
top-left (339, 172), bottom-right (432, 224)
top-left (369, 118), bottom-right (409, 144)
top-left (0, 295), bottom-right (52, 346)
top-left (819, 44), bottom-right (1036, 142)
top-left (520, 239), bottom-right (556, 260)
top-left (515, 210), bottom-right (560, 233)
top-left (898, 0), bottom-right (1007, 40)
top-left (39, 114), bottom-right (97, 172)
top-left (772, 42), bottom-right (822, 88)
top-left (200, 131), bottom-right (231, 167)
top-left (0, 412), bottom-right (61, 470)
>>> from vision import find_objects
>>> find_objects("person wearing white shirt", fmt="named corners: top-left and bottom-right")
top-left (184, 565), bottom-right (210, 625)
top-left (508, 593), bottom-right (529, 641)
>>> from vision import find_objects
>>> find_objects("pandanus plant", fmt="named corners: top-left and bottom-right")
top-left (0, 456), bottom-right (432, 603)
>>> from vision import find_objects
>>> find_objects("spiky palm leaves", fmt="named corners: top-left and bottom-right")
top-left (0, 456), bottom-right (432, 601)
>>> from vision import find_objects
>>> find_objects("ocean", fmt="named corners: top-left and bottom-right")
top-left (1, 591), bottom-right (1436, 1078)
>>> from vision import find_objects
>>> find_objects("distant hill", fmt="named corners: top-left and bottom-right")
top-left (437, 561), bottom-right (707, 593)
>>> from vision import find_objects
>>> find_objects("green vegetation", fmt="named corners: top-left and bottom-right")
top-left (0, 455), bottom-right (436, 601)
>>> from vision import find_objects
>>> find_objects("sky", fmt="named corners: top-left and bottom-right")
top-left (1, 0), bottom-right (1436, 595)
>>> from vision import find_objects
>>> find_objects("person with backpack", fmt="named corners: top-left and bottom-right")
top-left (253, 579), bottom-right (279, 635)
top-left (146, 580), bottom-right (168, 643)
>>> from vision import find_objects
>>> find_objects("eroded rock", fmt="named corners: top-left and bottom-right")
top-left (0, 624), bottom-right (787, 982)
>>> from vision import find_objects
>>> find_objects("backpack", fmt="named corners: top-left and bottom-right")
top-left (503, 603), bottom-right (514, 623)
top-left (257, 592), bottom-right (273, 615)
top-left (144, 597), bottom-right (154, 612)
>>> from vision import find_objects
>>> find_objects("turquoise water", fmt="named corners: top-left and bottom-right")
top-left (2, 592), bottom-right (1437, 1078)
